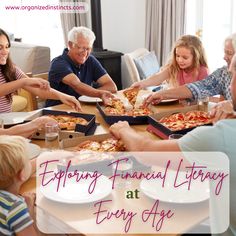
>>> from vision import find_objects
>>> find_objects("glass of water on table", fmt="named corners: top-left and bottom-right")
top-left (45, 122), bottom-right (60, 150)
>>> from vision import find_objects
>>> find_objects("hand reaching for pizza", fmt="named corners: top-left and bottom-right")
top-left (143, 92), bottom-right (164, 107)
top-left (101, 91), bottom-right (117, 106)
top-left (131, 81), bottom-right (144, 89)
top-left (210, 100), bottom-right (236, 123)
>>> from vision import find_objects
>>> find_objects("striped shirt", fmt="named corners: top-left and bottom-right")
top-left (0, 66), bottom-right (24, 113)
top-left (0, 190), bottom-right (33, 236)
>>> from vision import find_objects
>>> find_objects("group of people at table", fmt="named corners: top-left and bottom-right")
top-left (0, 25), bottom-right (236, 235)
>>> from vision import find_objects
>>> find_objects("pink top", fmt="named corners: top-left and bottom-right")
top-left (177, 66), bottom-right (209, 86)
top-left (0, 66), bottom-right (24, 113)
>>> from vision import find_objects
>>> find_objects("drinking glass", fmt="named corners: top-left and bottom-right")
top-left (198, 97), bottom-right (209, 112)
top-left (45, 122), bottom-right (60, 150)
top-left (168, 134), bottom-right (183, 140)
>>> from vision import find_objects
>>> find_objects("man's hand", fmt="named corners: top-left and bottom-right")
top-left (109, 121), bottom-right (131, 139)
top-left (59, 94), bottom-right (82, 111)
top-left (100, 91), bottom-right (116, 106)
top-left (210, 100), bottom-right (236, 123)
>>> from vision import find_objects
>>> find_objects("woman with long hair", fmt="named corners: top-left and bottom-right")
top-left (0, 28), bottom-right (81, 113)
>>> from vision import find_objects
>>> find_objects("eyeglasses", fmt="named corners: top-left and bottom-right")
top-left (72, 43), bottom-right (92, 53)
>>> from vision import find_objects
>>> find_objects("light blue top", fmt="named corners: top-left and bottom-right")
top-left (179, 119), bottom-right (236, 235)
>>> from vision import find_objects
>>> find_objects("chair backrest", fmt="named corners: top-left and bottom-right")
top-left (122, 48), bottom-right (149, 88)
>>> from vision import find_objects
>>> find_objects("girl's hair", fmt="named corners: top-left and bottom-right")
top-left (165, 35), bottom-right (208, 87)
top-left (0, 28), bottom-right (17, 101)
top-left (0, 135), bottom-right (29, 189)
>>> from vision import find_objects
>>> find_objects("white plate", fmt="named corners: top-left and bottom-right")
top-left (28, 143), bottom-right (41, 159)
top-left (0, 112), bottom-right (29, 125)
top-left (140, 170), bottom-right (209, 204)
top-left (78, 95), bottom-right (102, 103)
top-left (160, 98), bottom-right (178, 103)
top-left (0, 111), bottom-right (38, 126)
top-left (40, 173), bottom-right (112, 204)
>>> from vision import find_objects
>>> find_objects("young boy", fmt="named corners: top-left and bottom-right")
top-left (0, 135), bottom-right (38, 236)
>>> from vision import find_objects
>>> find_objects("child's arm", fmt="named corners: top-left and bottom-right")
top-left (131, 68), bottom-right (169, 89)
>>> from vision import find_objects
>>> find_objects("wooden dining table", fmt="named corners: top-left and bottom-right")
top-left (20, 102), bottom-right (209, 236)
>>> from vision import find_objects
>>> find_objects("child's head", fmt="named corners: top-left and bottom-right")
top-left (0, 135), bottom-right (31, 189)
top-left (173, 35), bottom-right (207, 69)
top-left (167, 35), bottom-right (208, 86)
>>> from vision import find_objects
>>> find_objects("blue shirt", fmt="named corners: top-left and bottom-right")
top-left (179, 120), bottom-right (236, 235)
top-left (46, 48), bottom-right (107, 107)
top-left (186, 66), bottom-right (232, 100)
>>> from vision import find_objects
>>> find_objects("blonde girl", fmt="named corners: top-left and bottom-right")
top-left (132, 35), bottom-right (209, 89)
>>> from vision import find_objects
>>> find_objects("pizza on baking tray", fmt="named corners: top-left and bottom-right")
top-left (104, 88), bottom-right (152, 116)
top-left (73, 138), bottom-right (126, 152)
top-left (45, 114), bottom-right (88, 130)
top-left (159, 110), bottom-right (212, 131)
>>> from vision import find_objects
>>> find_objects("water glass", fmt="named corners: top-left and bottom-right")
top-left (198, 97), bottom-right (209, 112)
top-left (168, 133), bottom-right (183, 140)
top-left (45, 122), bottom-right (60, 150)
top-left (112, 158), bottom-right (133, 189)
top-left (0, 118), bottom-right (4, 129)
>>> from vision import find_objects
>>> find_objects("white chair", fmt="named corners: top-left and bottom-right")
top-left (122, 48), bottom-right (149, 89)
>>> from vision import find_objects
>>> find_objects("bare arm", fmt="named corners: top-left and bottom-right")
top-left (0, 77), bottom-right (50, 97)
top-left (131, 68), bottom-right (169, 89)
top-left (0, 117), bottom-right (57, 138)
top-left (62, 73), bottom-right (111, 98)
top-left (144, 85), bottom-right (193, 106)
top-left (109, 121), bottom-right (181, 152)
top-left (96, 74), bottom-right (117, 93)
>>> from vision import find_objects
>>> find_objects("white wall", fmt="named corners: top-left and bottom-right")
top-left (101, 0), bottom-right (146, 54)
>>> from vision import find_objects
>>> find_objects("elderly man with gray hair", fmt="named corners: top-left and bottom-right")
top-left (46, 26), bottom-right (117, 107)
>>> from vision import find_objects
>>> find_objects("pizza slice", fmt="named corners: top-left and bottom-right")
top-left (123, 88), bottom-right (140, 106)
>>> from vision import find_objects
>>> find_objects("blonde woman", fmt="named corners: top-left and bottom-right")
top-left (132, 35), bottom-right (209, 89)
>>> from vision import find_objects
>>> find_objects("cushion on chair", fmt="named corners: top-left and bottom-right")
top-left (10, 41), bottom-right (50, 74)
top-left (133, 51), bottom-right (160, 80)
top-left (12, 95), bottom-right (28, 112)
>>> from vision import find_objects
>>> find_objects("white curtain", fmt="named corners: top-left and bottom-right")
top-left (145, 0), bottom-right (186, 66)
top-left (59, 0), bottom-right (89, 47)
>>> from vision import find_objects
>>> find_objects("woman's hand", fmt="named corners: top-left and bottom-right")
top-left (59, 94), bottom-right (82, 111)
top-left (143, 92), bottom-right (164, 107)
top-left (22, 78), bottom-right (50, 90)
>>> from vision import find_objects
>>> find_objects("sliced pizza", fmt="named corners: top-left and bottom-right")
top-left (123, 88), bottom-right (140, 106)
top-left (74, 138), bottom-right (126, 152)
top-left (45, 114), bottom-right (88, 130)
top-left (159, 110), bottom-right (212, 131)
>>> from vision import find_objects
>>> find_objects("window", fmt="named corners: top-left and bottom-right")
top-left (186, 0), bottom-right (236, 71)
top-left (0, 0), bottom-right (64, 59)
